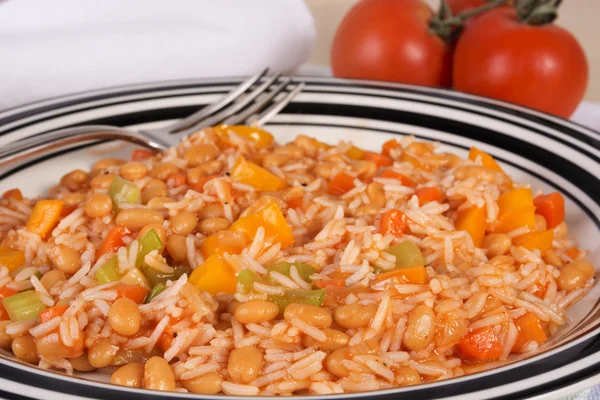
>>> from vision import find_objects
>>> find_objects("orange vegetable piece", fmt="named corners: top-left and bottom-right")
top-left (0, 248), bottom-right (26, 272)
top-left (2, 189), bottom-right (23, 201)
top-left (468, 147), bottom-right (503, 172)
top-left (458, 326), bottom-right (503, 361)
top-left (200, 231), bottom-right (247, 258)
top-left (231, 157), bottom-right (286, 192)
top-left (0, 287), bottom-right (19, 321)
top-left (328, 172), bottom-right (356, 196)
top-left (287, 196), bottom-right (304, 209)
top-left (531, 284), bottom-right (547, 299)
top-left (157, 324), bottom-right (178, 352)
top-left (512, 230), bottom-right (554, 255)
top-left (415, 186), bottom-right (443, 205)
top-left (380, 170), bottom-right (415, 186)
top-left (493, 206), bottom-right (536, 234)
top-left (382, 139), bottom-right (401, 157)
top-left (497, 188), bottom-right (534, 216)
top-left (131, 149), bottom-right (156, 161)
top-left (229, 201), bottom-right (295, 249)
top-left (400, 153), bottom-right (426, 170)
top-left (313, 278), bottom-right (346, 289)
top-left (97, 225), bottom-right (129, 260)
top-left (214, 125), bottom-right (274, 148)
top-left (533, 192), bottom-right (565, 229)
top-left (26, 200), bottom-right (64, 239)
top-left (114, 284), bottom-right (149, 304)
top-left (513, 312), bottom-right (547, 352)
top-left (189, 255), bottom-right (236, 295)
top-left (565, 247), bottom-right (580, 260)
top-left (373, 266), bottom-right (427, 285)
top-left (380, 209), bottom-right (406, 237)
top-left (346, 145), bottom-right (365, 160)
top-left (61, 204), bottom-right (78, 218)
top-left (166, 173), bottom-right (187, 188)
top-left (362, 151), bottom-right (393, 167)
top-left (39, 304), bottom-right (69, 323)
top-left (189, 175), bottom-right (219, 193)
top-left (456, 206), bottom-right (487, 247)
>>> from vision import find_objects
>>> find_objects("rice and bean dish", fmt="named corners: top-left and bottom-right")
top-left (0, 125), bottom-right (596, 395)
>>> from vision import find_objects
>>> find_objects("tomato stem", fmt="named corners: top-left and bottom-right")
top-left (430, 0), bottom-right (508, 41)
top-left (515, 0), bottom-right (561, 25)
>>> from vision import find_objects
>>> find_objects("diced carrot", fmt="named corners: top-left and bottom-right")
top-left (458, 326), bottom-right (503, 361)
top-left (415, 187), bottom-right (443, 205)
top-left (131, 149), bottom-right (156, 161)
top-left (287, 196), bottom-right (304, 210)
top-left (157, 325), bottom-right (177, 352)
top-left (380, 209), bottom-right (406, 237)
top-left (456, 207), bottom-right (487, 247)
top-left (512, 230), bottom-right (554, 256)
top-left (313, 279), bottom-right (346, 289)
top-left (38, 304), bottom-right (69, 323)
top-left (533, 192), bottom-right (565, 229)
top-left (400, 153), bottom-right (426, 170)
top-left (328, 172), bottom-right (356, 196)
top-left (373, 266), bottom-right (427, 285)
top-left (114, 284), bottom-right (150, 304)
top-left (565, 247), bottom-right (580, 260)
top-left (380, 170), bottom-right (415, 186)
top-left (189, 175), bottom-right (219, 193)
top-left (166, 173), bottom-right (187, 188)
top-left (97, 225), bottom-right (129, 260)
top-left (0, 287), bottom-right (19, 321)
top-left (362, 151), bottom-right (393, 167)
top-left (61, 204), bottom-right (78, 218)
top-left (26, 200), bottom-right (64, 239)
top-left (382, 139), bottom-right (401, 157)
top-left (531, 284), bottom-right (547, 299)
top-left (513, 312), bottom-right (547, 352)
top-left (2, 189), bottom-right (23, 201)
top-left (0, 248), bottom-right (25, 272)
top-left (468, 147), bottom-right (503, 172)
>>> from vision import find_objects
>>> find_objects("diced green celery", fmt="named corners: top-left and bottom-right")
top-left (266, 262), bottom-right (315, 282)
top-left (2, 290), bottom-right (46, 321)
top-left (95, 257), bottom-right (120, 284)
top-left (145, 282), bottom-right (166, 303)
top-left (269, 289), bottom-right (326, 312)
top-left (108, 176), bottom-right (141, 210)
top-left (141, 265), bottom-right (186, 287)
top-left (236, 269), bottom-right (262, 292)
top-left (386, 241), bottom-right (426, 269)
top-left (136, 229), bottom-right (163, 268)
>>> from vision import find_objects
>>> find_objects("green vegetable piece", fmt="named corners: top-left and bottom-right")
top-left (236, 269), bottom-right (262, 292)
top-left (145, 282), bottom-right (166, 303)
top-left (141, 265), bottom-right (186, 287)
top-left (386, 240), bottom-right (426, 269)
top-left (107, 176), bottom-right (141, 211)
top-left (95, 257), bottom-right (120, 284)
top-left (2, 290), bottom-right (46, 321)
top-left (136, 229), bottom-right (163, 268)
top-left (266, 262), bottom-right (315, 282)
top-left (269, 289), bottom-right (326, 312)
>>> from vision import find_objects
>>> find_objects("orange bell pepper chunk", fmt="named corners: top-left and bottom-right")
top-left (468, 147), bottom-right (503, 172)
top-left (229, 201), bottom-right (294, 249)
top-left (231, 156), bottom-right (286, 192)
top-left (362, 151), bottom-right (393, 167)
top-left (513, 312), bottom-right (547, 352)
top-left (114, 284), bottom-right (149, 304)
top-left (497, 188), bottom-right (534, 216)
top-left (346, 145), bottom-right (365, 160)
top-left (189, 255), bottom-right (236, 295)
top-left (493, 206), bottom-right (536, 234)
top-left (214, 125), bottom-right (274, 148)
top-left (380, 209), bottom-right (406, 237)
top-left (456, 206), bottom-right (487, 247)
top-left (200, 231), bottom-right (247, 258)
top-left (512, 230), bottom-right (554, 255)
top-left (415, 187), bottom-right (443, 205)
top-left (0, 248), bottom-right (25, 272)
top-left (2, 189), bottom-right (23, 201)
top-left (533, 192), bottom-right (565, 229)
top-left (26, 200), bottom-right (64, 239)
top-left (382, 139), bottom-right (401, 157)
top-left (328, 172), bottom-right (356, 196)
top-left (380, 170), bottom-right (415, 187)
top-left (458, 326), bottom-right (503, 361)
top-left (373, 266), bottom-right (427, 285)
top-left (97, 225), bottom-right (129, 260)
top-left (0, 287), bottom-right (19, 321)
top-left (131, 149), bottom-right (156, 161)
top-left (39, 304), bottom-right (69, 323)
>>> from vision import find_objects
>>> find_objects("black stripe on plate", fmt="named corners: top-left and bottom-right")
top-left (0, 387), bottom-right (37, 400)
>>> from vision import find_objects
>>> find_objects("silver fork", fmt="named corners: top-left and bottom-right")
top-left (0, 69), bottom-right (304, 168)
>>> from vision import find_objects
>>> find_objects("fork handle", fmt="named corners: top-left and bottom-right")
top-left (0, 125), bottom-right (167, 169)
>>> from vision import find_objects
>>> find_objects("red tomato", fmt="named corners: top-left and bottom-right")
top-left (453, 8), bottom-right (588, 118)
top-left (331, 0), bottom-right (452, 87)
top-left (447, 0), bottom-right (486, 14)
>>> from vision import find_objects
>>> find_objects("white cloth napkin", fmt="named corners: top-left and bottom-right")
top-left (0, 0), bottom-right (316, 110)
